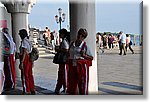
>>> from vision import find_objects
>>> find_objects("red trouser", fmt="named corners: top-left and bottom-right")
top-left (67, 59), bottom-right (90, 95)
top-left (4, 54), bottom-right (16, 89)
top-left (20, 54), bottom-right (35, 93)
top-left (55, 64), bottom-right (68, 91)
top-left (9, 54), bottom-right (16, 89)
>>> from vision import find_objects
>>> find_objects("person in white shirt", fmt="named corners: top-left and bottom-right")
top-left (119, 31), bottom-right (127, 55)
top-left (54, 29), bottom-right (69, 94)
top-left (67, 28), bottom-right (93, 95)
top-left (126, 34), bottom-right (134, 54)
top-left (2, 28), bottom-right (16, 90)
top-left (19, 29), bottom-right (35, 95)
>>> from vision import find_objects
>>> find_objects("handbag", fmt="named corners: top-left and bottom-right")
top-left (53, 51), bottom-right (68, 64)
top-left (129, 41), bottom-right (132, 45)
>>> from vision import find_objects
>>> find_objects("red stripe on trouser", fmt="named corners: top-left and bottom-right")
top-left (9, 54), bottom-right (16, 89)
top-left (4, 56), bottom-right (13, 89)
top-left (21, 54), bottom-right (35, 93)
top-left (55, 64), bottom-right (69, 91)
top-left (67, 60), bottom-right (89, 95)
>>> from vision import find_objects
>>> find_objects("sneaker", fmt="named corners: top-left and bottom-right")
top-left (61, 89), bottom-right (66, 93)
top-left (31, 91), bottom-right (36, 95)
top-left (60, 89), bottom-right (67, 95)
top-left (23, 92), bottom-right (31, 95)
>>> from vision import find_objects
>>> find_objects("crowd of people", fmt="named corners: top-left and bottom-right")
top-left (0, 27), bottom-right (93, 95)
top-left (42, 27), bottom-right (63, 50)
top-left (96, 31), bottom-right (134, 55)
top-left (0, 26), bottom-right (136, 95)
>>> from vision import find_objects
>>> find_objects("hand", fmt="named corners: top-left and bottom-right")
top-left (80, 51), bottom-right (86, 57)
top-left (19, 63), bottom-right (23, 70)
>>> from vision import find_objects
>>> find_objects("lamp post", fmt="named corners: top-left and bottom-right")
top-left (55, 8), bottom-right (65, 30)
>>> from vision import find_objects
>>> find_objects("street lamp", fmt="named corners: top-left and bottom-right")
top-left (55, 8), bottom-right (65, 30)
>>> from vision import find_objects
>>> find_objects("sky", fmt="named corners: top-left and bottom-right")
top-left (28, 0), bottom-right (142, 34)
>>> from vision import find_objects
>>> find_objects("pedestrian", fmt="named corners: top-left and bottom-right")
top-left (119, 31), bottom-right (127, 55)
top-left (47, 29), bottom-right (51, 46)
top-left (126, 34), bottom-right (134, 54)
top-left (2, 28), bottom-right (16, 91)
top-left (108, 34), bottom-right (114, 50)
top-left (43, 27), bottom-right (50, 46)
top-left (67, 28), bottom-right (93, 95)
top-left (117, 33), bottom-right (121, 52)
top-left (54, 28), bottom-right (69, 94)
top-left (96, 32), bottom-right (104, 54)
top-left (51, 31), bottom-right (55, 50)
top-left (43, 31), bottom-right (48, 46)
top-left (102, 32), bottom-right (107, 49)
top-left (18, 29), bottom-right (35, 95)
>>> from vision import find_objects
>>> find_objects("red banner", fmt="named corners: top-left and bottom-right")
top-left (0, 20), bottom-right (7, 28)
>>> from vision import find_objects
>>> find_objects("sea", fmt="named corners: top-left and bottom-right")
top-left (130, 35), bottom-right (142, 46)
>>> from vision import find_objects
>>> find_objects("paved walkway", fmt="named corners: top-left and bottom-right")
top-left (97, 46), bottom-right (143, 95)
top-left (2, 46), bottom-right (143, 95)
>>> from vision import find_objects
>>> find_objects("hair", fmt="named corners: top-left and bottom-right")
top-left (59, 28), bottom-right (68, 38)
top-left (119, 31), bottom-right (123, 34)
top-left (104, 32), bottom-right (106, 35)
top-left (126, 34), bottom-right (129, 37)
top-left (19, 29), bottom-right (28, 39)
top-left (97, 32), bottom-right (101, 36)
top-left (66, 32), bottom-right (70, 43)
top-left (2, 28), bottom-right (9, 33)
top-left (59, 28), bottom-right (70, 43)
top-left (78, 28), bottom-right (88, 39)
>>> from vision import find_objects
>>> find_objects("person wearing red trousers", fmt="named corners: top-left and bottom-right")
top-left (67, 28), bottom-right (93, 95)
top-left (19, 29), bottom-right (35, 95)
top-left (2, 28), bottom-right (16, 90)
top-left (54, 29), bottom-right (69, 94)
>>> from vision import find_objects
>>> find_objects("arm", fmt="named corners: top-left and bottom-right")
top-left (19, 48), bottom-right (27, 70)
top-left (81, 50), bottom-right (93, 60)
top-left (57, 39), bottom-right (69, 53)
top-left (80, 43), bottom-right (93, 60)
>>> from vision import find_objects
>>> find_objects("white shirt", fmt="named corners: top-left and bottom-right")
top-left (21, 37), bottom-right (32, 54)
top-left (121, 33), bottom-right (126, 43)
top-left (69, 41), bottom-right (92, 60)
top-left (60, 38), bottom-right (69, 50)
top-left (3, 32), bottom-right (16, 54)
top-left (126, 36), bottom-right (130, 44)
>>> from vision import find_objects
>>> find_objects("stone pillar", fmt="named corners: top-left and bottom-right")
top-left (3, 1), bottom-right (35, 78)
top-left (69, 0), bottom-right (98, 94)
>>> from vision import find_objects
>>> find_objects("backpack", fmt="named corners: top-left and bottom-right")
top-left (30, 47), bottom-right (39, 62)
